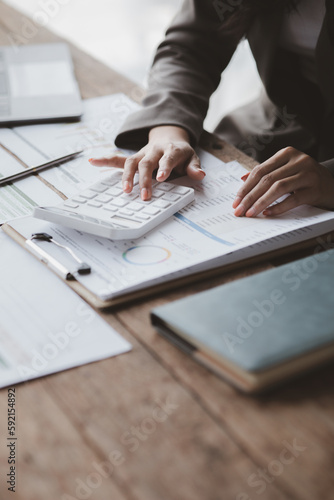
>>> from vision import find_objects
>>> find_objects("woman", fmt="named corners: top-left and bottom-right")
top-left (90, 0), bottom-right (334, 217)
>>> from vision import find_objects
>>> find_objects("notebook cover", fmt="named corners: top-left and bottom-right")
top-left (151, 249), bottom-right (334, 373)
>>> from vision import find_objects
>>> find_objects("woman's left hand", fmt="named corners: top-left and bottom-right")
top-left (233, 146), bottom-right (334, 217)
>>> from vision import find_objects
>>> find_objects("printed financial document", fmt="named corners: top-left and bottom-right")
top-left (0, 146), bottom-right (61, 224)
top-left (7, 149), bottom-right (334, 301)
top-left (0, 231), bottom-right (131, 388)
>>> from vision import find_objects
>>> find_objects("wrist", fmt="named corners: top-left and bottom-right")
top-left (148, 125), bottom-right (190, 144)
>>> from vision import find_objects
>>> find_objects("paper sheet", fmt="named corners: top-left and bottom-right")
top-left (0, 231), bottom-right (131, 388)
top-left (7, 150), bottom-right (334, 301)
top-left (0, 94), bottom-right (139, 198)
top-left (0, 146), bottom-right (61, 224)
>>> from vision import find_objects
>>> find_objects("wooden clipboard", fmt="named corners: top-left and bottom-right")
top-left (3, 219), bottom-right (334, 310)
top-left (2, 129), bottom-right (334, 309)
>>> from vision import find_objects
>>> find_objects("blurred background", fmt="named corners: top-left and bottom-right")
top-left (4, 0), bottom-right (263, 131)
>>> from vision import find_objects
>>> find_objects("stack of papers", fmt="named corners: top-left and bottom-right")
top-left (0, 146), bottom-right (60, 223)
top-left (0, 231), bottom-right (131, 388)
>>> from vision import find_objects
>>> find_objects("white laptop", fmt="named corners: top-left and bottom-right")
top-left (0, 43), bottom-right (82, 125)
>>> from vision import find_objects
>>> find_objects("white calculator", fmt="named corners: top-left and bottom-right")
top-left (33, 171), bottom-right (195, 240)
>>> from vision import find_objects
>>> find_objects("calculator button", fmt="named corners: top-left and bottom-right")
top-left (109, 198), bottom-right (129, 207)
top-left (72, 197), bottom-right (87, 204)
top-left (103, 205), bottom-right (118, 212)
top-left (106, 187), bottom-right (123, 197)
top-left (64, 201), bottom-right (79, 208)
top-left (80, 191), bottom-right (98, 200)
top-left (88, 201), bottom-right (103, 208)
top-left (127, 202), bottom-right (143, 211)
top-left (142, 207), bottom-right (161, 216)
top-left (110, 214), bottom-right (142, 225)
top-left (162, 193), bottom-right (181, 202)
top-left (101, 178), bottom-right (119, 186)
top-left (119, 209), bottom-right (134, 216)
top-left (154, 200), bottom-right (171, 209)
top-left (90, 184), bottom-right (108, 193)
top-left (120, 192), bottom-right (139, 201)
top-left (137, 198), bottom-right (152, 205)
top-left (95, 194), bottom-right (113, 203)
top-left (156, 183), bottom-right (174, 192)
top-left (172, 186), bottom-right (191, 195)
top-left (135, 214), bottom-right (151, 221)
top-left (151, 190), bottom-right (165, 198)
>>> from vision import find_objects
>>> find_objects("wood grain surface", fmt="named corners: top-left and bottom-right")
top-left (0, 2), bottom-right (333, 500)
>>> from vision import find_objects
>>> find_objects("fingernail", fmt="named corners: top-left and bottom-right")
top-left (141, 188), bottom-right (149, 200)
top-left (263, 209), bottom-right (271, 216)
top-left (246, 207), bottom-right (256, 217)
top-left (157, 170), bottom-right (165, 180)
top-left (88, 158), bottom-right (95, 162)
top-left (232, 196), bottom-right (242, 209)
top-left (241, 173), bottom-right (250, 181)
top-left (234, 204), bottom-right (245, 217)
top-left (198, 169), bottom-right (206, 177)
top-left (123, 181), bottom-right (131, 192)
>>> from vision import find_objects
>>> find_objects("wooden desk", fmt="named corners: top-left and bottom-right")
top-left (0, 3), bottom-right (333, 499)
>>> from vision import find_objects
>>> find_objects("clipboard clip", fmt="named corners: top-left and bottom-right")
top-left (26, 233), bottom-right (91, 280)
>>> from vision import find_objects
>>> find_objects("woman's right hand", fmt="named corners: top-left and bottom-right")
top-left (89, 125), bottom-right (205, 200)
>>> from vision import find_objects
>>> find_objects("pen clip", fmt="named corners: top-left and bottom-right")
top-left (28, 233), bottom-right (91, 278)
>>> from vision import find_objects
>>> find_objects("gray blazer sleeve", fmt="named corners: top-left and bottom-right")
top-left (321, 159), bottom-right (334, 177)
top-left (115, 0), bottom-right (239, 149)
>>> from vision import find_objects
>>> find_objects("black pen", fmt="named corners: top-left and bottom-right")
top-left (0, 150), bottom-right (84, 187)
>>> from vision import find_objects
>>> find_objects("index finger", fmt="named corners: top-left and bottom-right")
top-left (232, 150), bottom-right (291, 209)
top-left (89, 155), bottom-right (127, 168)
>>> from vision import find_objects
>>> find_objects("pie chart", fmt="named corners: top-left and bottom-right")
top-left (122, 245), bottom-right (171, 265)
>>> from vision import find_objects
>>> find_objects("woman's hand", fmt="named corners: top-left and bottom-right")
top-left (233, 146), bottom-right (334, 217)
top-left (89, 125), bottom-right (205, 200)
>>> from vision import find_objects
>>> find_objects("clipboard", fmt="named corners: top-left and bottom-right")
top-left (2, 124), bottom-right (334, 310)
top-left (3, 220), bottom-right (334, 310)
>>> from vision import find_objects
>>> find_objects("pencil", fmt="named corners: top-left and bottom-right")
top-left (0, 150), bottom-right (84, 187)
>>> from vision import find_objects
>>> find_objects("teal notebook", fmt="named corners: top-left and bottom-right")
top-left (151, 249), bottom-right (334, 393)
